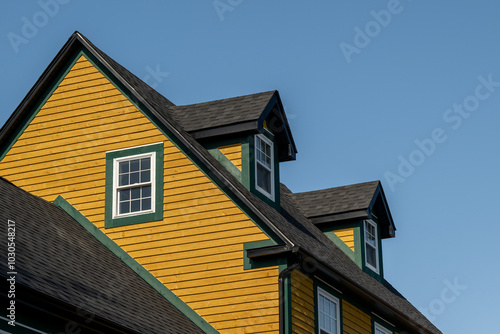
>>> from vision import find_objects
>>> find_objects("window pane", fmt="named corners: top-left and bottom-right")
top-left (141, 157), bottom-right (151, 170)
top-left (119, 161), bottom-right (129, 173)
top-left (120, 189), bottom-right (130, 201)
top-left (141, 170), bottom-right (151, 183)
top-left (130, 172), bottom-right (140, 185)
top-left (119, 174), bottom-right (129, 186)
top-left (257, 164), bottom-right (271, 193)
top-left (131, 187), bottom-right (141, 199)
top-left (142, 198), bottom-right (151, 211)
top-left (142, 185), bottom-right (151, 198)
top-left (367, 245), bottom-right (376, 267)
top-left (131, 199), bottom-right (141, 212)
top-left (130, 159), bottom-right (140, 172)
top-left (119, 201), bottom-right (129, 214)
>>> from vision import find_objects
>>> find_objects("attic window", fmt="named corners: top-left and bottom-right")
top-left (255, 134), bottom-right (274, 200)
top-left (105, 143), bottom-right (164, 228)
top-left (364, 219), bottom-right (379, 273)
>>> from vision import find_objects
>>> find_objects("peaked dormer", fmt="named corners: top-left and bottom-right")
top-left (292, 181), bottom-right (396, 281)
top-left (171, 90), bottom-right (297, 208)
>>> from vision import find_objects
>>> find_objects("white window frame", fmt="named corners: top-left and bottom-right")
top-left (317, 287), bottom-right (340, 334)
top-left (254, 134), bottom-right (275, 200)
top-left (374, 322), bottom-right (392, 334)
top-left (112, 152), bottom-right (156, 219)
top-left (364, 219), bottom-right (380, 274)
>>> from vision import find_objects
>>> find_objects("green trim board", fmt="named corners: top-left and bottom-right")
top-left (53, 195), bottom-right (220, 334)
top-left (207, 147), bottom-right (242, 182)
top-left (243, 239), bottom-right (283, 270)
top-left (104, 142), bottom-right (164, 228)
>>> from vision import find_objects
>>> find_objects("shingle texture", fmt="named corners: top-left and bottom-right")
top-left (291, 181), bottom-right (379, 218)
top-left (170, 91), bottom-right (276, 132)
top-left (0, 177), bottom-right (205, 334)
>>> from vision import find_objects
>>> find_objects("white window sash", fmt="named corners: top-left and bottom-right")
top-left (364, 219), bottom-right (379, 273)
top-left (254, 134), bottom-right (274, 200)
top-left (112, 152), bottom-right (156, 219)
top-left (317, 287), bottom-right (340, 334)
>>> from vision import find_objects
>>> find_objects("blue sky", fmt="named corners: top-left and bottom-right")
top-left (1, 1), bottom-right (498, 333)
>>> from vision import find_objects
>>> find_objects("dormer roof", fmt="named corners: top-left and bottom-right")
top-left (291, 181), bottom-right (396, 239)
top-left (170, 90), bottom-right (297, 161)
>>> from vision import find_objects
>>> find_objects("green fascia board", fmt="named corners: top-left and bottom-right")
top-left (53, 195), bottom-right (220, 334)
top-left (104, 142), bottom-right (164, 228)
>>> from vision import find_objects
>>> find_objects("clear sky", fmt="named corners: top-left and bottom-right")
top-left (1, 1), bottom-right (498, 333)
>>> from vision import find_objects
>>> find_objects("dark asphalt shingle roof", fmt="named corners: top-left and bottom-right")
top-left (0, 177), bottom-right (206, 334)
top-left (170, 91), bottom-right (276, 132)
top-left (291, 180), bottom-right (380, 218)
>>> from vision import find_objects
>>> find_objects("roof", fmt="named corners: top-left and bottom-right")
top-left (0, 31), bottom-right (440, 334)
top-left (0, 177), bottom-right (206, 334)
top-left (171, 90), bottom-right (277, 133)
top-left (291, 181), bottom-right (396, 238)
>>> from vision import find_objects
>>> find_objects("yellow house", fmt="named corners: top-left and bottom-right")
top-left (0, 32), bottom-right (441, 334)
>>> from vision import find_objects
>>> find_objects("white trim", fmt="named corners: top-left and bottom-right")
top-left (317, 287), bottom-right (340, 334)
top-left (112, 152), bottom-right (156, 219)
top-left (106, 142), bottom-right (163, 154)
top-left (364, 219), bottom-right (380, 274)
top-left (254, 134), bottom-right (275, 200)
top-left (374, 322), bottom-right (392, 334)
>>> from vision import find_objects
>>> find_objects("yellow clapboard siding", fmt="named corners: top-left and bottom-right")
top-left (335, 227), bottom-right (356, 251)
top-left (291, 270), bottom-right (315, 334)
top-left (343, 300), bottom-right (372, 334)
top-left (0, 54), bottom-right (280, 333)
top-left (173, 276), bottom-right (277, 299)
top-left (218, 143), bottom-right (242, 170)
top-left (115, 219), bottom-right (256, 248)
top-left (181, 282), bottom-right (278, 303)
top-left (209, 314), bottom-right (279, 332)
top-left (189, 290), bottom-right (279, 310)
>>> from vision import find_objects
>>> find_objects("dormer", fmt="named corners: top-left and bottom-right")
top-left (171, 90), bottom-right (297, 208)
top-left (292, 181), bottom-right (396, 281)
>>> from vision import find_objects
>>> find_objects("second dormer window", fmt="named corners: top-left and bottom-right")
top-left (255, 134), bottom-right (274, 200)
top-left (364, 219), bottom-right (379, 273)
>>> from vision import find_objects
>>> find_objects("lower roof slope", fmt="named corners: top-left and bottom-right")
top-left (0, 177), bottom-right (206, 334)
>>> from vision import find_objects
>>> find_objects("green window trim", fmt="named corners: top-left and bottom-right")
top-left (105, 142), bottom-right (164, 228)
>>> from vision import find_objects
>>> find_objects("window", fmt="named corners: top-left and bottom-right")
top-left (105, 143), bottom-right (163, 228)
top-left (374, 322), bottom-right (392, 334)
top-left (364, 219), bottom-right (379, 273)
top-left (255, 134), bottom-right (274, 199)
top-left (114, 153), bottom-right (154, 217)
top-left (317, 288), bottom-right (340, 334)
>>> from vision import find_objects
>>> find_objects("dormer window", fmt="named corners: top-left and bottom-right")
top-left (364, 219), bottom-right (379, 273)
top-left (255, 134), bottom-right (274, 200)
